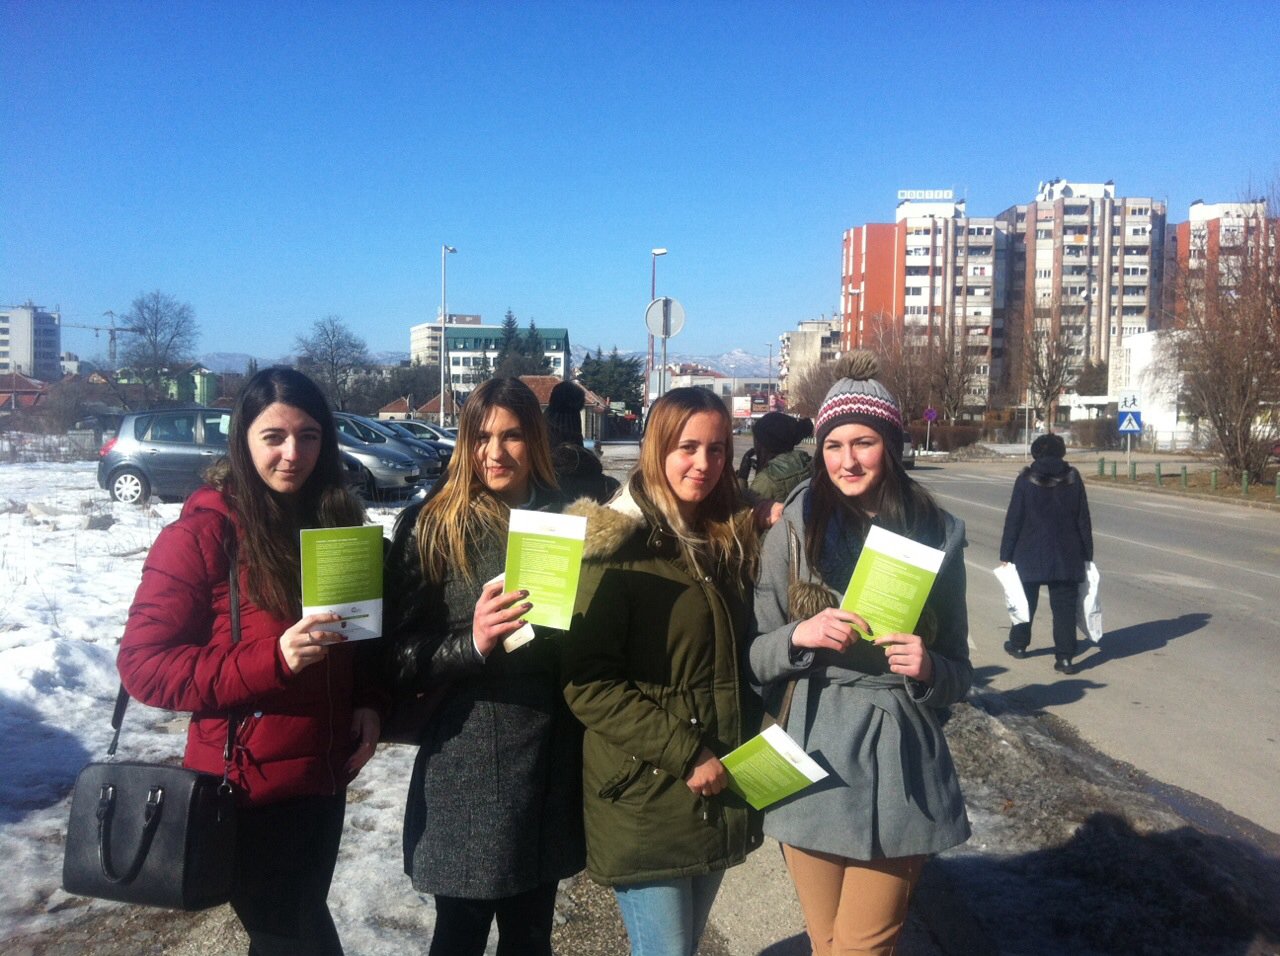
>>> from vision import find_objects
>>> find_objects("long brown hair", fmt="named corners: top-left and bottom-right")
top-left (633, 388), bottom-right (754, 583)
top-left (210, 366), bottom-right (364, 618)
top-left (414, 377), bottom-right (557, 584)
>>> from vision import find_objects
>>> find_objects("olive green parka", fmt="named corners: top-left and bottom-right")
top-left (562, 485), bottom-right (763, 886)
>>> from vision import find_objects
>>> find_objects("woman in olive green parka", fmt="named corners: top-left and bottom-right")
top-left (563, 388), bottom-right (762, 956)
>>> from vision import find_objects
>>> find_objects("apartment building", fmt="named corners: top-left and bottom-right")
top-left (841, 195), bottom-right (1010, 410)
top-left (1170, 199), bottom-right (1275, 316)
top-left (409, 313), bottom-right (483, 367)
top-left (443, 325), bottom-right (571, 395)
top-left (779, 317), bottom-right (842, 392)
top-left (997, 180), bottom-right (1166, 390)
top-left (0, 302), bottom-right (62, 380)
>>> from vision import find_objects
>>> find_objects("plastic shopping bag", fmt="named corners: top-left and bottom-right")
top-left (1076, 561), bottom-right (1102, 643)
top-left (993, 564), bottom-right (1030, 625)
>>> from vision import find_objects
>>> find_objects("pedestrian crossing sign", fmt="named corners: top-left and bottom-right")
top-left (1118, 411), bottom-right (1142, 434)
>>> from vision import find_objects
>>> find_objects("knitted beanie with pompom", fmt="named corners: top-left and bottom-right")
top-left (814, 351), bottom-right (905, 460)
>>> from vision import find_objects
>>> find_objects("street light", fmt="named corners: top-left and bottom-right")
top-left (767, 342), bottom-right (774, 409)
top-left (647, 248), bottom-right (667, 409)
top-left (440, 244), bottom-right (457, 427)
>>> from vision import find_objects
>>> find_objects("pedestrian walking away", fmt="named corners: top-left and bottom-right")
top-left (378, 377), bottom-right (584, 956)
top-left (563, 387), bottom-right (763, 956)
top-left (117, 367), bottom-right (379, 956)
top-left (999, 432), bottom-right (1094, 675)
top-left (747, 351), bottom-right (972, 956)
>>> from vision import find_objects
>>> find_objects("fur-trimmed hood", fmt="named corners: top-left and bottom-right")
top-left (566, 482), bottom-right (758, 567)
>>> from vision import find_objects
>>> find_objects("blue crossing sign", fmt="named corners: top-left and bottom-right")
top-left (1118, 411), bottom-right (1143, 434)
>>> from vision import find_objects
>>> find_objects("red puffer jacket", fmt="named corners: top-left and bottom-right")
top-left (118, 486), bottom-right (361, 806)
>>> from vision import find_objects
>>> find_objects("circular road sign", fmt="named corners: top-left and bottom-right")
top-left (924, 407), bottom-right (938, 422)
top-left (645, 297), bottom-right (686, 339)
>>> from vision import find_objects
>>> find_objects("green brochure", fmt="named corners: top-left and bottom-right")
top-left (840, 525), bottom-right (945, 640)
top-left (300, 525), bottom-right (384, 641)
top-left (722, 724), bottom-right (829, 810)
top-left (503, 509), bottom-right (588, 633)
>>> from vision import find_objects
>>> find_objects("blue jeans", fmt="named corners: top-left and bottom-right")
top-left (613, 872), bottom-right (726, 956)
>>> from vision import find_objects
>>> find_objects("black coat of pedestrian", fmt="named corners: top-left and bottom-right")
top-left (999, 455), bottom-right (1093, 583)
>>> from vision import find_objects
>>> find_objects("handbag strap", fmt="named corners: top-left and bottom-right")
top-left (108, 517), bottom-right (244, 778)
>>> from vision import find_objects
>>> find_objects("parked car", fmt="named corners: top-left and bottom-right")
top-left (333, 412), bottom-right (444, 480)
top-left (902, 435), bottom-right (916, 469)
top-left (390, 418), bottom-right (456, 447)
top-left (383, 420), bottom-right (453, 468)
top-left (98, 407), bottom-right (231, 503)
top-left (336, 432), bottom-right (419, 499)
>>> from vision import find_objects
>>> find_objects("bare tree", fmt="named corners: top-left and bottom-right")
top-left (785, 361), bottom-right (844, 418)
top-left (867, 313), bottom-right (932, 420)
top-left (1162, 191), bottom-right (1279, 480)
top-left (930, 325), bottom-right (980, 424)
top-left (295, 316), bottom-right (371, 411)
top-left (120, 291), bottom-right (199, 407)
top-left (1022, 319), bottom-right (1080, 426)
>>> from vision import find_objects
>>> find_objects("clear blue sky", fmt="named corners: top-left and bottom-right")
top-left (4, 0), bottom-right (1278, 364)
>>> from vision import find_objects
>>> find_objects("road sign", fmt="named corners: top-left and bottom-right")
top-left (1118, 411), bottom-right (1143, 434)
top-left (644, 297), bottom-right (685, 339)
top-left (1117, 389), bottom-right (1142, 413)
top-left (924, 407), bottom-right (938, 423)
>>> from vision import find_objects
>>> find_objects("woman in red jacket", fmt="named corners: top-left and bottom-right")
top-left (117, 367), bottom-right (378, 956)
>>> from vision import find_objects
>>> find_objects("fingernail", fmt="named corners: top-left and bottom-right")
top-left (523, 602), bottom-right (534, 611)
top-left (519, 590), bottom-right (530, 598)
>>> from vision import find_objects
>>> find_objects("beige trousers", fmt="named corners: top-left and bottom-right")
top-left (782, 844), bottom-right (925, 956)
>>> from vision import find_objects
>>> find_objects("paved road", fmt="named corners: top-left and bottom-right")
top-left (915, 457), bottom-right (1280, 835)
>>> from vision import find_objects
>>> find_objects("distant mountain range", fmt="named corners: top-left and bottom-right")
top-left (198, 346), bottom-right (774, 378)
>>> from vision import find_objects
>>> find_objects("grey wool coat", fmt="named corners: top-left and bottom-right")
top-left (747, 480), bottom-right (972, 860)
top-left (383, 488), bottom-right (585, 899)
top-left (562, 486), bottom-right (763, 886)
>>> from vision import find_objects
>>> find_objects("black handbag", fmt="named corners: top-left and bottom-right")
top-left (62, 542), bottom-right (244, 910)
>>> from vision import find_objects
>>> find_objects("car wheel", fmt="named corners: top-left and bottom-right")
top-left (110, 468), bottom-right (150, 504)
top-left (362, 468), bottom-right (379, 503)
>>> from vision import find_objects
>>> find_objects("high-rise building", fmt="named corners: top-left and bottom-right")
top-left (1170, 199), bottom-right (1274, 319)
top-left (0, 302), bottom-right (62, 380)
top-left (841, 194), bottom-right (1010, 411)
top-left (779, 317), bottom-right (842, 393)
top-left (997, 180), bottom-right (1166, 391)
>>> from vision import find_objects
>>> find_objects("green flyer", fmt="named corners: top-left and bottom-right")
top-left (504, 509), bottom-right (588, 632)
top-left (722, 724), bottom-right (829, 810)
top-left (299, 525), bottom-right (384, 641)
top-left (840, 525), bottom-right (945, 640)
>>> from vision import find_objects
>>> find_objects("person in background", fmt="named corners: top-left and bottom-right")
top-left (747, 352), bottom-right (971, 956)
top-left (999, 432), bottom-right (1094, 675)
top-left (737, 411), bottom-right (814, 504)
top-left (563, 387), bottom-right (762, 956)
top-left (118, 367), bottom-right (378, 956)
top-left (382, 376), bottom-right (584, 956)
top-left (544, 379), bottom-right (620, 504)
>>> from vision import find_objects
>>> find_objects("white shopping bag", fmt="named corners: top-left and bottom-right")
top-left (1076, 561), bottom-right (1102, 643)
top-left (993, 564), bottom-right (1030, 625)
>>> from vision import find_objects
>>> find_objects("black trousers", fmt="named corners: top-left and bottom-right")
top-left (429, 880), bottom-right (560, 956)
top-left (230, 792), bottom-right (347, 956)
top-left (1009, 580), bottom-right (1079, 661)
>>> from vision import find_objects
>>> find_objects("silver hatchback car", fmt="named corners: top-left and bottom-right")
top-left (97, 407), bottom-right (231, 503)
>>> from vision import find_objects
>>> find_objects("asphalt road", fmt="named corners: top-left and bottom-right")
top-left (915, 456), bottom-right (1280, 836)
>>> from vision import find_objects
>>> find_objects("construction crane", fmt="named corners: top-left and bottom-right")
top-left (61, 311), bottom-right (142, 369)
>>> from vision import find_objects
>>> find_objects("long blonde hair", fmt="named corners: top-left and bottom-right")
top-left (634, 388), bottom-right (755, 585)
top-left (414, 377), bottom-right (557, 584)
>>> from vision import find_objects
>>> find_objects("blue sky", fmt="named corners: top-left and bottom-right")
top-left (4, 0), bottom-right (1278, 364)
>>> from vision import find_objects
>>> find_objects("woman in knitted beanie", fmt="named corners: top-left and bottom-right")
top-left (747, 351), bottom-right (972, 956)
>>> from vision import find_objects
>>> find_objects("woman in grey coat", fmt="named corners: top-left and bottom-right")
top-left (747, 353), bottom-right (971, 956)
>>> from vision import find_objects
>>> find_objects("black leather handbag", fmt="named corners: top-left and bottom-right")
top-left (62, 548), bottom-right (244, 910)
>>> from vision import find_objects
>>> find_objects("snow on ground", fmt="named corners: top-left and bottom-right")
top-left (0, 461), bottom-right (438, 952)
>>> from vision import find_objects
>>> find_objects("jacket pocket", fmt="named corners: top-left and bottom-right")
top-left (597, 755), bottom-right (649, 801)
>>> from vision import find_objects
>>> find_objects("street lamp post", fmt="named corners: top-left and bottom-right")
top-left (440, 244), bottom-right (457, 427)
top-left (647, 248), bottom-right (667, 409)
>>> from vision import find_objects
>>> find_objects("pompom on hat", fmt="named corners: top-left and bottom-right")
top-left (815, 351), bottom-right (905, 459)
